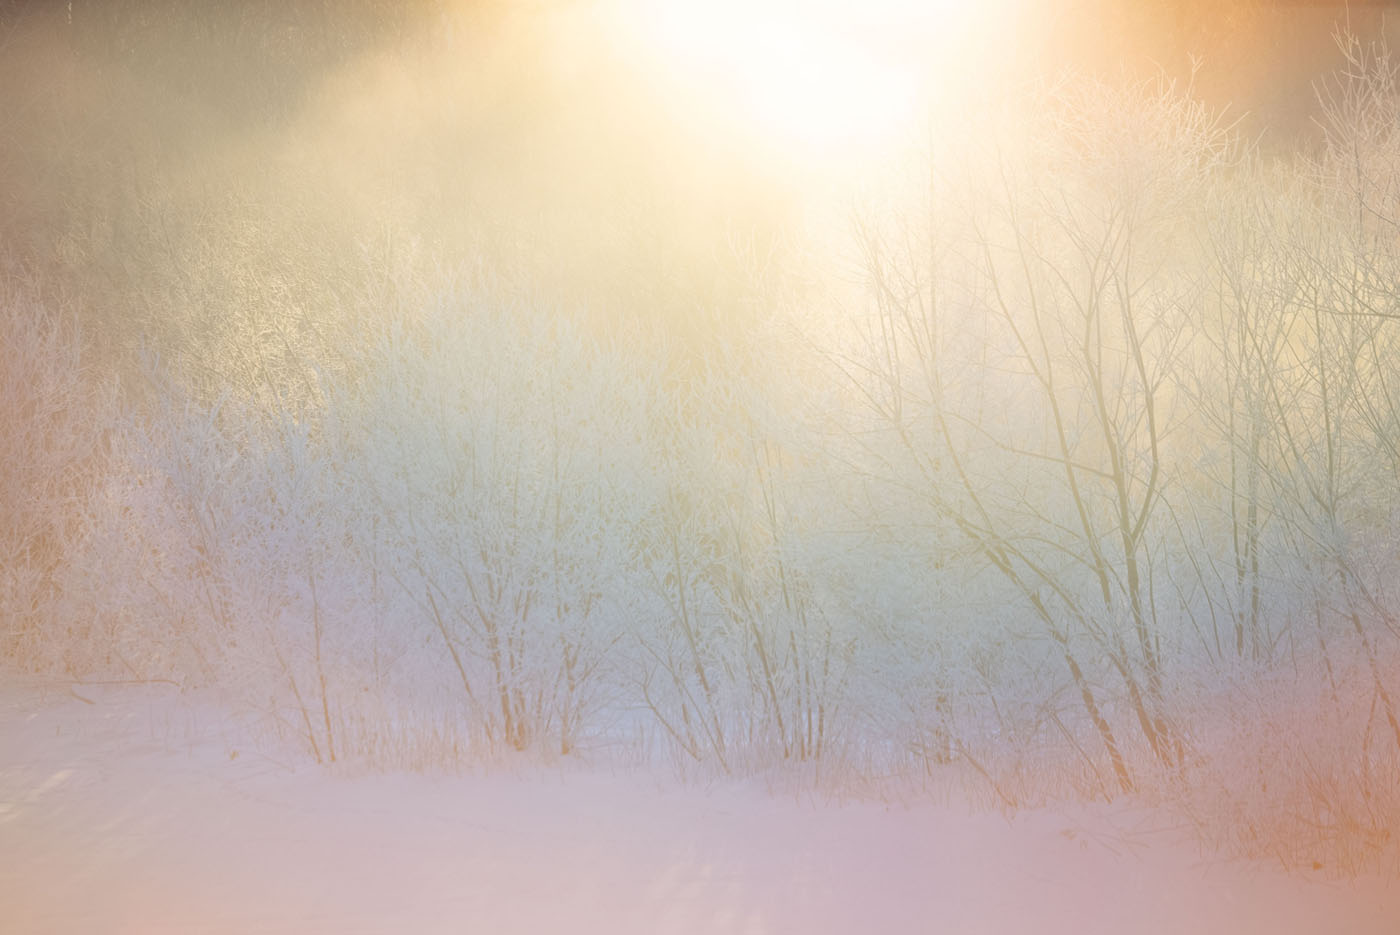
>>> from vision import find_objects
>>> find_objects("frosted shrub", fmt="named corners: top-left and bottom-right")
top-left (0, 280), bottom-right (114, 671)
top-left (353, 284), bottom-right (648, 756)
top-left (1167, 647), bottom-right (1400, 873)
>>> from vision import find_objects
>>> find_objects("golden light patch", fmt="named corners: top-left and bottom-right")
top-left (610, 0), bottom-right (1007, 169)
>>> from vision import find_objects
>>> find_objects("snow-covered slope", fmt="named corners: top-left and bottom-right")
top-left (2, 676), bottom-right (1394, 935)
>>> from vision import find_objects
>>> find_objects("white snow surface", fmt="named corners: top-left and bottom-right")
top-left (2, 675), bottom-right (1395, 935)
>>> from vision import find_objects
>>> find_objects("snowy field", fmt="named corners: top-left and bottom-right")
top-left (2, 674), bottom-right (1395, 935)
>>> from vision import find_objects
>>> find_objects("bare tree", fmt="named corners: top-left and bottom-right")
top-left (841, 79), bottom-right (1231, 791)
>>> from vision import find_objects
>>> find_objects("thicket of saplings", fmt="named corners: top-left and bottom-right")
top-left (3, 2), bottom-right (1398, 874)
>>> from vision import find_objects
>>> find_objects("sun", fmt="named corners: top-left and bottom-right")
top-left (613, 0), bottom-right (991, 166)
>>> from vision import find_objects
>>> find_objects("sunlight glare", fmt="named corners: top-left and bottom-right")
top-left (619, 0), bottom-right (980, 162)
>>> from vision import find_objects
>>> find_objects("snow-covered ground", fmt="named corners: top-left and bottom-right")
top-left (2, 675), bottom-right (1395, 935)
